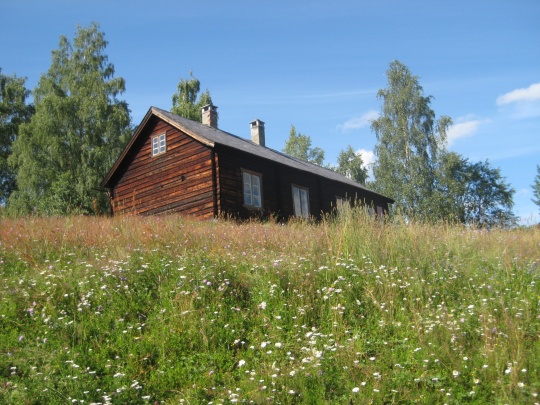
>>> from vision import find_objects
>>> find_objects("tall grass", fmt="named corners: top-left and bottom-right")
top-left (1, 211), bottom-right (538, 404)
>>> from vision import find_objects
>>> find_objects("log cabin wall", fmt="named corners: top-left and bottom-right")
top-left (109, 117), bottom-right (216, 218)
top-left (215, 145), bottom-right (390, 220)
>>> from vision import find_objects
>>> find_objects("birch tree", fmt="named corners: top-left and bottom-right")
top-left (0, 69), bottom-right (33, 205)
top-left (8, 23), bottom-right (131, 215)
top-left (171, 71), bottom-right (215, 122)
top-left (371, 60), bottom-right (451, 218)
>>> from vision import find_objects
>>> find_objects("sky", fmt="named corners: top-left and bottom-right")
top-left (2, 0), bottom-right (539, 223)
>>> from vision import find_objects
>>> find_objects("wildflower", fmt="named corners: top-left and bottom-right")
top-left (238, 360), bottom-right (246, 368)
top-left (452, 370), bottom-right (460, 377)
top-left (352, 387), bottom-right (360, 393)
top-left (258, 301), bottom-right (267, 310)
top-left (18, 335), bottom-right (24, 342)
top-left (518, 382), bottom-right (525, 388)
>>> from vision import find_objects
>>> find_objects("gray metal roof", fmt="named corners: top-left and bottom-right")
top-left (102, 106), bottom-right (392, 202)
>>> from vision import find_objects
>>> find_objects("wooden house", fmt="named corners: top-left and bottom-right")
top-left (100, 105), bottom-right (394, 220)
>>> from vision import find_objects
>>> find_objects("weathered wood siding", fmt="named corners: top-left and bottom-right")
top-left (216, 145), bottom-right (390, 220)
top-left (109, 117), bottom-right (216, 218)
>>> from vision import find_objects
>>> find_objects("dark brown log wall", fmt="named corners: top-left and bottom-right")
top-left (216, 145), bottom-right (390, 220)
top-left (109, 117), bottom-right (216, 218)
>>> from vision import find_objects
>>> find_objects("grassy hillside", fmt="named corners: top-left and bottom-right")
top-left (1, 212), bottom-right (539, 404)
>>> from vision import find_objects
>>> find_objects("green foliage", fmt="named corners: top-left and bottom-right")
top-left (532, 165), bottom-right (540, 215)
top-left (335, 145), bottom-right (368, 185)
top-left (371, 60), bottom-right (452, 219)
top-left (435, 152), bottom-right (516, 227)
top-left (171, 71), bottom-right (215, 122)
top-left (283, 125), bottom-right (325, 165)
top-left (7, 23), bottom-right (131, 216)
top-left (371, 61), bottom-right (515, 226)
top-left (1, 214), bottom-right (538, 404)
top-left (0, 69), bottom-right (34, 205)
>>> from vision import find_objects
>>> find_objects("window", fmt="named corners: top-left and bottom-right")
top-left (292, 185), bottom-right (310, 218)
top-left (152, 133), bottom-right (166, 156)
top-left (243, 171), bottom-right (262, 209)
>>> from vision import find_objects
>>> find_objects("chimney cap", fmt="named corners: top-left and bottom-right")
top-left (201, 104), bottom-right (218, 128)
top-left (201, 104), bottom-right (218, 112)
top-left (250, 118), bottom-right (265, 126)
top-left (250, 118), bottom-right (265, 147)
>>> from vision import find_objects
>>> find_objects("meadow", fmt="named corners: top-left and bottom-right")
top-left (0, 211), bottom-right (539, 404)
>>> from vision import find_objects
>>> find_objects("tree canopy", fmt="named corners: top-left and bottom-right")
top-left (0, 69), bottom-right (33, 205)
top-left (8, 23), bottom-right (131, 215)
top-left (335, 146), bottom-right (368, 185)
top-left (371, 60), bottom-right (452, 219)
top-left (532, 165), bottom-right (540, 215)
top-left (283, 125), bottom-right (325, 166)
top-left (371, 60), bottom-right (515, 226)
top-left (171, 72), bottom-right (215, 122)
top-left (434, 152), bottom-right (516, 227)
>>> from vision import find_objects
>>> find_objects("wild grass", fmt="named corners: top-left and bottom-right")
top-left (1, 211), bottom-right (539, 404)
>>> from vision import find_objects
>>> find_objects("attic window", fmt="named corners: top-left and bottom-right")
top-left (152, 133), bottom-right (166, 156)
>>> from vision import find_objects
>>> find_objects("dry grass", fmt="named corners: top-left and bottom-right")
top-left (1, 212), bottom-right (539, 404)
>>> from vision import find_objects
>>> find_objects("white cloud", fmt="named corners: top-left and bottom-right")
top-left (337, 110), bottom-right (379, 132)
top-left (446, 116), bottom-right (488, 146)
top-left (496, 82), bottom-right (540, 106)
top-left (356, 148), bottom-right (376, 180)
top-left (356, 148), bottom-right (375, 167)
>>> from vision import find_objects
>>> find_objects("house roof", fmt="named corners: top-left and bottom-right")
top-left (101, 106), bottom-right (393, 203)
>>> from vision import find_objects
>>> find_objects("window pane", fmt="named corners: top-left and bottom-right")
top-left (159, 134), bottom-right (166, 152)
top-left (243, 173), bottom-right (252, 205)
top-left (293, 187), bottom-right (301, 216)
top-left (300, 189), bottom-right (309, 218)
top-left (251, 175), bottom-right (260, 188)
top-left (152, 137), bottom-right (159, 155)
top-left (244, 191), bottom-right (252, 206)
top-left (253, 195), bottom-right (261, 208)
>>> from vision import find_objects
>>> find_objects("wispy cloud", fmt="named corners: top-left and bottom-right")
top-left (496, 82), bottom-right (540, 119)
top-left (496, 82), bottom-right (540, 105)
top-left (337, 110), bottom-right (379, 132)
top-left (446, 115), bottom-right (488, 146)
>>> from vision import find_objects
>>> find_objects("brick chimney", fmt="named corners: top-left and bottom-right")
top-left (201, 104), bottom-right (218, 128)
top-left (250, 119), bottom-right (265, 147)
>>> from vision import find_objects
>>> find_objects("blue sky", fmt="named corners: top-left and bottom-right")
top-left (2, 0), bottom-right (539, 223)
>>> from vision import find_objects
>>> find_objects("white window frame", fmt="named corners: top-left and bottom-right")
top-left (292, 184), bottom-right (310, 218)
top-left (152, 133), bottom-right (166, 156)
top-left (242, 170), bottom-right (263, 209)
